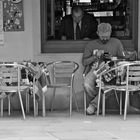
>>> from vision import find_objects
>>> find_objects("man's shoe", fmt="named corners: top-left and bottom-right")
top-left (86, 105), bottom-right (96, 115)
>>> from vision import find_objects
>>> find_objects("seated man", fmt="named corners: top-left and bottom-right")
top-left (82, 23), bottom-right (126, 115)
top-left (59, 5), bottom-right (98, 40)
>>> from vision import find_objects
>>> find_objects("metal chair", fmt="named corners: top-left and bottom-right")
top-left (42, 61), bottom-right (79, 117)
top-left (97, 61), bottom-right (140, 120)
top-left (23, 61), bottom-right (45, 117)
top-left (0, 63), bottom-right (31, 119)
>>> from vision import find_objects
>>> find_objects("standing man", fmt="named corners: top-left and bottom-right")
top-left (59, 5), bottom-right (98, 40)
top-left (82, 23), bottom-right (126, 115)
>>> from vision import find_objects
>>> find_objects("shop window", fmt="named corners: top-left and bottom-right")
top-left (40, 0), bottom-right (138, 53)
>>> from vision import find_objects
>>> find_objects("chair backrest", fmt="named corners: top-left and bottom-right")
top-left (0, 67), bottom-right (18, 84)
top-left (97, 61), bottom-right (132, 86)
top-left (98, 61), bottom-right (140, 87)
top-left (46, 61), bottom-right (79, 85)
top-left (128, 62), bottom-right (140, 85)
top-left (0, 63), bottom-right (27, 87)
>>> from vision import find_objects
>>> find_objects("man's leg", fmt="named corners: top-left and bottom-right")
top-left (84, 70), bottom-right (99, 114)
top-left (85, 87), bottom-right (99, 115)
top-left (88, 87), bottom-right (99, 108)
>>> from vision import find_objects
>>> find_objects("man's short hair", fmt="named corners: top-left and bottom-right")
top-left (98, 23), bottom-right (112, 35)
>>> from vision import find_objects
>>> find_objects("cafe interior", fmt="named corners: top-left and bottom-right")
top-left (1, 0), bottom-right (140, 139)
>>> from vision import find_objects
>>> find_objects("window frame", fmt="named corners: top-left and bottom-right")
top-left (40, 0), bottom-right (138, 53)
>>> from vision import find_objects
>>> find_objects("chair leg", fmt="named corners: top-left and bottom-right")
top-left (42, 91), bottom-right (46, 117)
top-left (26, 92), bottom-right (30, 114)
top-left (124, 91), bottom-right (129, 120)
top-left (120, 92), bottom-right (122, 115)
top-left (18, 91), bottom-right (25, 120)
top-left (97, 87), bottom-right (102, 116)
top-left (36, 100), bottom-right (38, 116)
top-left (127, 92), bottom-right (130, 109)
top-left (84, 91), bottom-right (86, 116)
top-left (8, 95), bottom-right (11, 116)
top-left (114, 91), bottom-right (119, 106)
top-left (70, 86), bottom-right (73, 117)
top-left (51, 87), bottom-right (56, 112)
top-left (33, 89), bottom-right (36, 117)
top-left (1, 99), bottom-right (3, 117)
top-left (72, 87), bottom-right (79, 112)
top-left (102, 93), bottom-right (105, 116)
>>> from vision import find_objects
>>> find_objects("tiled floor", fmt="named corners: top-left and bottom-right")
top-left (0, 111), bottom-right (140, 140)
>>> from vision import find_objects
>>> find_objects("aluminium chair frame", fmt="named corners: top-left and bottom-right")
top-left (42, 61), bottom-right (79, 117)
top-left (97, 61), bottom-right (140, 120)
top-left (0, 63), bottom-right (32, 119)
top-left (25, 62), bottom-right (45, 117)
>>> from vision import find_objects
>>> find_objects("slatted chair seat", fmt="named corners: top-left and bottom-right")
top-left (47, 84), bottom-right (71, 88)
top-left (0, 85), bottom-right (29, 92)
top-left (102, 85), bottom-right (140, 92)
top-left (115, 85), bottom-right (140, 91)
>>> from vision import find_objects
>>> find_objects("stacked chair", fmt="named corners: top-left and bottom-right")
top-left (0, 61), bottom-right (79, 118)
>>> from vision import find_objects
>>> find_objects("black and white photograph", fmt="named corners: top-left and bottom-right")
top-left (0, 0), bottom-right (139, 139)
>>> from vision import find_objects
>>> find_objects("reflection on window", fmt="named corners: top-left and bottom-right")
top-left (91, 11), bottom-right (113, 17)
top-left (46, 0), bottom-right (132, 40)
top-left (79, 0), bottom-right (91, 3)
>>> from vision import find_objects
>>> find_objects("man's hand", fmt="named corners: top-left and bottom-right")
top-left (96, 50), bottom-right (104, 57)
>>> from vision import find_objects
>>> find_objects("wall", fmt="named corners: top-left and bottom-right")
top-left (0, 0), bottom-right (33, 61)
